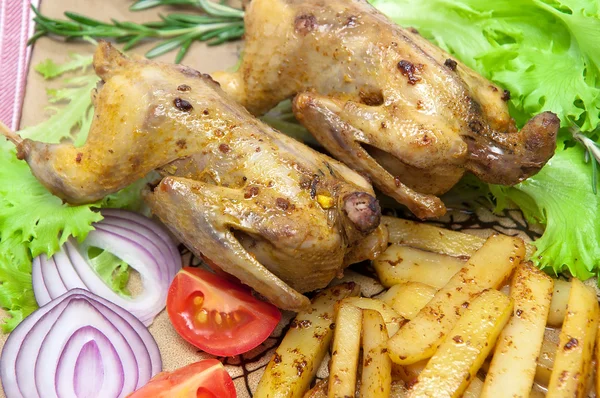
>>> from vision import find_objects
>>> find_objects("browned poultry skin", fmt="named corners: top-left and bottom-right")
top-left (213, 0), bottom-right (559, 219)
top-left (1, 42), bottom-right (387, 311)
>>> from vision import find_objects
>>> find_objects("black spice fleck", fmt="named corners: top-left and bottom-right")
top-left (444, 58), bottom-right (458, 71)
top-left (174, 98), bottom-right (193, 112)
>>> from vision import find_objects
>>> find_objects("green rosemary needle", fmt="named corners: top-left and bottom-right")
top-left (130, 0), bottom-right (244, 15)
top-left (29, 0), bottom-right (245, 63)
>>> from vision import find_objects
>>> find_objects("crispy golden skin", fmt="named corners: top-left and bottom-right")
top-left (2, 42), bottom-right (387, 311)
top-left (213, 0), bottom-right (559, 219)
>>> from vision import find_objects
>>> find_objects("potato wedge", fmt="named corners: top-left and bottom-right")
top-left (388, 234), bottom-right (524, 365)
top-left (328, 303), bottom-right (362, 398)
top-left (395, 360), bottom-right (483, 397)
top-left (393, 360), bottom-right (425, 385)
top-left (373, 245), bottom-right (465, 288)
top-left (378, 282), bottom-right (437, 320)
top-left (407, 289), bottom-right (513, 398)
top-left (547, 278), bottom-right (599, 398)
top-left (463, 377), bottom-right (484, 398)
top-left (382, 216), bottom-right (484, 256)
top-left (340, 297), bottom-right (404, 336)
top-left (360, 309), bottom-right (392, 398)
top-left (304, 380), bottom-right (328, 398)
top-left (255, 282), bottom-right (360, 398)
top-left (547, 278), bottom-right (571, 327)
top-left (535, 337), bottom-right (558, 388)
top-left (481, 262), bottom-right (554, 398)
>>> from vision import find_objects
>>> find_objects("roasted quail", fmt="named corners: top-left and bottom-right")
top-left (1, 42), bottom-right (387, 311)
top-left (213, 0), bottom-right (560, 219)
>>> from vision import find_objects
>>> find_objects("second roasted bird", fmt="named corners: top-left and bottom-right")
top-left (1, 42), bottom-right (387, 311)
top-left (213, 0), bottom-right (560, 219)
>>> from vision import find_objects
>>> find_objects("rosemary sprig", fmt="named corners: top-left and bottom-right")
top-left (130, 0), bottom-right (242, 15)
top-left (29, 1), bottom-right (244, 63)
top-left (130, 0), bottom-right (206, 11)
top-left (570, 125), bottom-right (600, 194)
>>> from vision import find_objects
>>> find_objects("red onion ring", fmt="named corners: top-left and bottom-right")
top-left (31, 210), bottom-right (181, 326)
top-left (0, 289), bottom-right (161, 398)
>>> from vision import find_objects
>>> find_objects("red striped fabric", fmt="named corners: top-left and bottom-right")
top-left (0, 0), bottom-right (40, 130)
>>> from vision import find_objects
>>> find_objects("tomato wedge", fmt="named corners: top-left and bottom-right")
top-left (128, 359), bottom-right (236, 398)
top-left (167, 267), bottom-right (281, 356)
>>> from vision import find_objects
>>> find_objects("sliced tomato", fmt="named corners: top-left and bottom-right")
top-left (167, 267), bottom-right (281, 356)
top-left (128, 359), bottom-right (236, 398)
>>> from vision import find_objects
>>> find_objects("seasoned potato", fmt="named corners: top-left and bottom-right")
top-left (360, 310), bottom-right (392, 398)
top-left (407, 289), bottom-right (513, 398)
top-left (547, 278), bottom-right (599, 398)
top-left (388, 234), bottom-right (524, 365)
top-left (547, 278), bottom-right (571, 327)
top-left (382, 216), bottom-right (484, 256)
top-left (255, 282), bottom-right (360, 398)
top-left (373, 245), bottom-right (464, 288)
top-left (393, 360), bottom-right (427, 386)
top-left (328, 303), bottom-right (362, 398)
top-left (340, 297), bottom-right (404, 337)
top-left (535, 337), bottom-right (558, 388)
top-left (396, 360), bottom-right (483, 398)
top-left (481, 262), bottom-right (554, 398)
top-left (378, 282), bottom-right (437, 320)
top-left (306, 379), bottom-right (409, 398)
top-left (303, 380), bottom-right (327, 398)
top-left (462, 378), bottom-right (484, 398)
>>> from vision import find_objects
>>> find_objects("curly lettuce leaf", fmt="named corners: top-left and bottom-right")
top-left (371, 0), bottom-right (600, 279)
top-left (0, 236), bottom-right (38, 332)
top-left (34, 52), bottom-right (93, 79)
top-left (491, 139), bottom-right (600, 279)
top-left (19, 74), bottom-right (98, 147)
top-left (0, 148), bottom-right (103, 257)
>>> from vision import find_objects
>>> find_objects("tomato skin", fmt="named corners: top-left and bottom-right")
top-left (167, 267), bottom-right (281, 356)
top-left (127, 359), bottom-right (236, 398)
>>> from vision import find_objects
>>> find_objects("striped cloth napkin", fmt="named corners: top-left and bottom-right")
top-left (0, 0), bottom-right (40, 130)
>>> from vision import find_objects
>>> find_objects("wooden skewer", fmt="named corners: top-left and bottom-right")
top-left (0, 120), bottom-right (23, 146)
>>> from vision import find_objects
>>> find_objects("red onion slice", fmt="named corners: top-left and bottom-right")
top-left (55, 327), bottom-right (124, 398)
top-left (32, 299), bottom-right (139, 397)
top-left (64, 239), bottom-right (163, 326)
top-left (52, 247), bottom-right (87, 290)
top-left (90, 224), bottom-right (170, 282)
top-left (0, 289), bottom-right (161, 398)
top-left (100, 210), bottom-right (180, 278)
top-left (31, 256), bottom-right (50, 305)
top-left (41, 255), bottom-right (67, 298)
top-left (78, 229), bottom-right (168, 324)
top-left (31, 210), bottom-right (181, 326)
